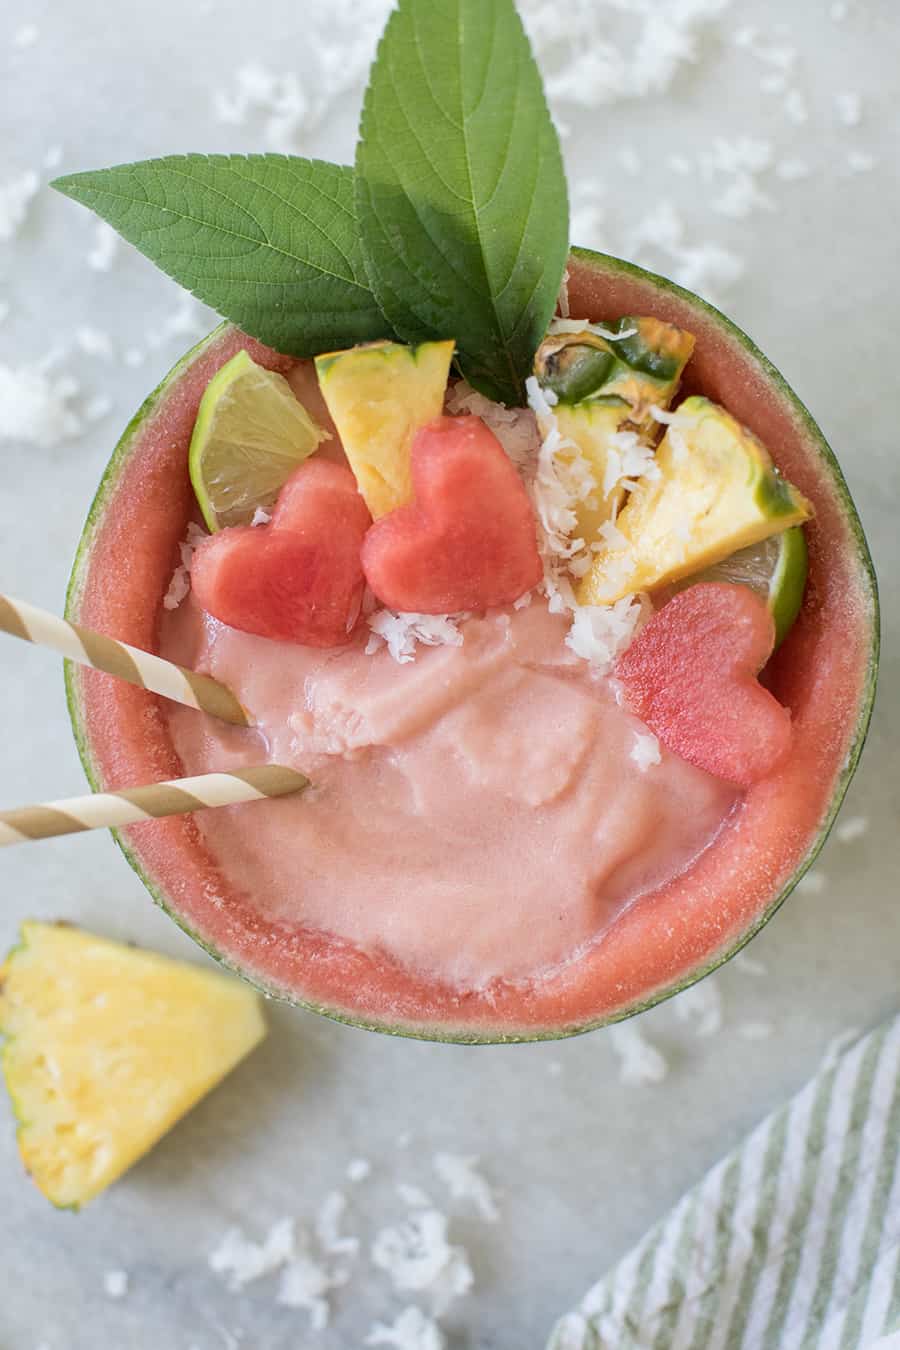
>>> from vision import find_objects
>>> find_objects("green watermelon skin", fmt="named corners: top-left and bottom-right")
top-left (65, 249), bottom-right (878, 1043)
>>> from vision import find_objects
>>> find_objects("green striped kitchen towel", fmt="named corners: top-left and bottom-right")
top-left (549, 1015), bottom-right (900, 1350)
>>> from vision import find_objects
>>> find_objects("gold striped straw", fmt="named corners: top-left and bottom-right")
top-left (0, 594), bottom-right (250, 727)
top-left (0, 765), bottom-right (309, 847)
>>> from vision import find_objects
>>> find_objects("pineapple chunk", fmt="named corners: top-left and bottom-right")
top-left (0, 922), bottom-right (265, 1208)
top-left (534, 317), bottom-right (695, 541)
top-left (578, 395), bottom-right (812, 606)
top-left (536, 317), bottom-right (695, 430)
top-left (315, 339), bottom-right (455, 518)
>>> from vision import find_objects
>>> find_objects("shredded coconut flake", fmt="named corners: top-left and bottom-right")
top-left (0, 360), bottom-right (83, 447)
top-left (630, 730), bottom-right (661, 772)
top-left (371, 1210), bottom-right (473, 1316)
top-left (607, 1021), bottom-right (668, 1086)
top-left (693, 136), bottom-right (775, 220)
top-left (847, 150), bottom-right (876, 173)
top-left (209, 1214), bottom-right (349, 1331)
top-left (783, 89), bottom-right (809, 124)
top-left (444, 379), bottom-right (539, 471)
top-left (733, 952), bottom-right (767, 977)
top-left (13, 22), bottom-right (40, 48)
top-left (84, 393), bottom-right (113, 423)
top-left (103, 1270), bottom-right (129, 1300)
top-left (250, 507), bottom-right (271, 526)
top-left (347, 1158), bottom-right (372, 1183)
top-left (712, 174), bottom-right (774, 219)
top-left (623, 199), bottom-right (745, 302)
top-left (565, 599), bottom-right (643, 673)
top-left (211, 13), bottom-right (383, 152)
top-left (674, 978), bottom-right (724, 1037)
top-left (433, 1154), bottom-right (499, 1223)
top-left (366, 610), bottom-right (467, 664)
top-left (732, 28), bottom-right (795, 72)
top-left (75, 325), bottom-right (114, 360)
top-left (397, 1183), bottom-right (433, 1210)
top-left (597, 519), bottom-right (628, 551)
top-left (738, 1020), bottom-right (774, 1041)
top-left (0, 170), bottom-right (39, 242)
top-left (366, 1307), bottom-right (446, 1350)
top-left (525, 0), bottom-right (732, 109)
top-left (835, 815), bottom-right (868, 844)
top-left (315, 1190), bottom-right (360, 1257)
top-left (776, 157), bottom-right (811, 182)
top-left (649, 404), bottom-right (697, 428)
top-left (163, 522), bottom-right (207, 611)
top-left (570, 182), bottom-right (606, 250)
top-left (87, 221), bottom-right (119, 272)
top-left (797, 870), bottom-right (827, 896)
top-left (834, 91), bottom-right (862, 126)
top-left (602, 429), bottom-right (660, 498)
top-left (759, 71), bottom-right (788, 95)
top-left (618, 147), bottom-right (642, 176)
top-left (548, 318), bottom-right (638, 341)
top-left (276, 1247), bottom-right (347, 1330)
top-left (209, 1217), bottom-right (296, 1288)
top-left (213, 62), bottom-right (310, 149)
top-left (147, 293), bottom-right (206, 349)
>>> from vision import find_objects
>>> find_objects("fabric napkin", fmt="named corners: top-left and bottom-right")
top-left (549, 1015), bottom-right (900, 1350)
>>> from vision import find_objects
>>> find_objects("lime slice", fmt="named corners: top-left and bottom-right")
top-left (674, 527), bottom-right (808, 648)
top-left (189, 350), bottom-right (328, 531)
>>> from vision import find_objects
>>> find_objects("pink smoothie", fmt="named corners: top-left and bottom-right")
top-left (161, 598), bottom-right (736, 990)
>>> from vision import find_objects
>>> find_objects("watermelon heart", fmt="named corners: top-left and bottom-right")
top-left (191, 459), bottom-right (371, 647)
top-left (361, 415), bottom-right (543, 614)
top-left (615, 582), bottom-right (793, 787)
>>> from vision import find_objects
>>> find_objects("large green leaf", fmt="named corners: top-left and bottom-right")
top-left (53, 155), bottom-right (392, 357)
top-left (355, 0), bottom-right (569, 406)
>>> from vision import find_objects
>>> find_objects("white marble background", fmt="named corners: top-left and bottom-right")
top-left (1, 1), bottom-right (897, 1346)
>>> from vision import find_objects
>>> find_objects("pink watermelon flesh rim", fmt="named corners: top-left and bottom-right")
top-left (65, 250), bottom-right (878, 1042)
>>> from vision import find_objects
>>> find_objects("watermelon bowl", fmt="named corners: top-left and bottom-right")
top-left (64, 247), bottom-right (879, 1044)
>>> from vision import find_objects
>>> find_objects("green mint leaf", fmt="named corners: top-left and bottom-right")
top-left (355, 0), bottom-right (569, 406)
top-left (52, 155), bottom-right (393, 357)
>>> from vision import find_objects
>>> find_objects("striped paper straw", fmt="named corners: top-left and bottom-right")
top-left (0, 594), bottom-right (250, 726)
top-left (0, 765), bottom-right (309, 847)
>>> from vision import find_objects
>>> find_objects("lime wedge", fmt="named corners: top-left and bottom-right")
top-left (673, 526), bottom-right (808, 647)
top-left (189, 350), bottom-right (328, 531)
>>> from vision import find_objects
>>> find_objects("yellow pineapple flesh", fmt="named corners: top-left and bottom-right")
top-left (314, 339), bottom-right (455, 517)
top-left (0, 922), bottom-right (266, 1208)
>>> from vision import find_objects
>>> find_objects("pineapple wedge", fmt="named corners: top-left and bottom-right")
top-left (315, 339), bottom-right (455, 518)
top-left (0, 922), bottom-right (265, 1208)
top-left (534, 317), bottom-right (695, 542)
top-left (578, 395), bottom-right (812, 606)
